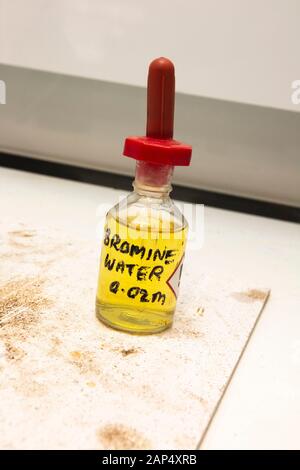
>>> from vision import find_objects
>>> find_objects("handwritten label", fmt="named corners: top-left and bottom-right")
top-left (97, 217), bottom-right (187, 312)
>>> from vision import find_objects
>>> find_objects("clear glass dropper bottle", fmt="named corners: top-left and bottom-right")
top-left (96, 57), bottom-right (192, 334)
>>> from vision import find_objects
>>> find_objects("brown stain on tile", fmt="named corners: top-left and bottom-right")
top-left (12, 372), bottom-right (48, 398)
top-left (9, 229), bottom-right (36, 238)
top-left (1, 227), bottom-right (73, 269)
top-left (69, 350), bottom-right (100, 375)
top-left (86, 381), bottom-right (96, 388)
top-left (4, 343), bottom-right (26, 362)
top-left (0, 229), bottom-right (81, 401)
top-left (0, 277), bottom-right (50, 328)
top-left (168, 320), bottom-right (203, 339)
top-left (8, 229), bottom-right (36, 248)
top-left (0, 276), bottom-right (50, 397)
top-left (70, 351), bottom-right (82, 360)
top-left (98, 424), bottom-right (150, 450)
top-left (51, 337), bottom-right (62, 346)
top-left (99, 342), bottom-right (141, 357)
top-left (232, 289), bottom-right (268, 303)
top-left (120, 347), bottom-right (139, 357)
top-left (48, 336), bottom-right (63, 357)
top-left (0, 276), bottom-right (52, 362)
top-left (189, 392), bottom-right (208, 408)
top-left (164, 306), bottom-right (204, 339)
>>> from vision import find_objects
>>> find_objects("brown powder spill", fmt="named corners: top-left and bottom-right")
top-left (86, 381), bottom-right (96, 388)
top-left (0, 277), bottom-right (52, 361)
top-left (120, 348), bottom-right (139, 357)
top-left (232, 289), bottom-right (268, 304)
top-left (98, 424), bottom-right (150, 450)
top-left (0, 277), bottom-right (50, 326)
top-left (9, 230), bottom-right (36, 238)
top-left (189, 391), bottom-right (208, 408)
top-left (1, 228), bottom-right (73, 270)
top-left (51, 337), bottom-right (62, 346)
top-left (69, 350), bottom-right (100, 375)
top-left (8, 229), bottom-right (36, 249)
top-left (4, 343), bottom-right (26, 361)
top-left (12, 372), bottom-right (48, 398)
top-left (70, 351), bottom-right (82, 360)
top-left (168, 318), bottom-right (203, 339)
top-left (99, 342), bottom-right (141, 357)
top-left (48, 336), bottom-right (63, 357)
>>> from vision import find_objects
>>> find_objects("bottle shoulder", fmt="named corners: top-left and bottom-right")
top-left (107, 191), bottom-right (187, 233)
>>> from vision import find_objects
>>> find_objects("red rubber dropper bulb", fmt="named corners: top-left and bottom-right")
top-left (137, 58), bottom-right (175, 187)
top-left (146, 57), bottom-right (175, 139)
top-left (123, 57), bottom-right (192, 168)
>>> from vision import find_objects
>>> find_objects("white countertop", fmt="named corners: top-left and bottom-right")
top-left (0, 167), bottom-right (299, 449)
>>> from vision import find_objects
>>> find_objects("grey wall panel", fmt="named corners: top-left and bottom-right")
top-left (0, 64), bottom-right (299, 206)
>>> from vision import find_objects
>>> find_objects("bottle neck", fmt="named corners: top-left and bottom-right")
top-left (133, 161), bottom-right (173, 198)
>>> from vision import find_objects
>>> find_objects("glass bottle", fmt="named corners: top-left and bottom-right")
top-left (96, 57), bottom-right (192, 334)
top-left (96, 161), bottom-right (188, 333)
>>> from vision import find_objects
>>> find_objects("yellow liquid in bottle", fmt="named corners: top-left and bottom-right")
top-left (96, 211), bottom-right (187, 334)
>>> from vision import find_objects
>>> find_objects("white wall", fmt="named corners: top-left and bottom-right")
top-left (1, 0), bottom-right (300, 112)
top-left (1, 64), bottom-right (300, 206)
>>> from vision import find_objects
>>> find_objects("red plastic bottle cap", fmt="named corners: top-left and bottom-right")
top-left (123, 57), bottom-right (192, 166)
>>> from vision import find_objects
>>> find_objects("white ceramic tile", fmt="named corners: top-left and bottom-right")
top-left (0, 168), bottom-right (270, 449)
